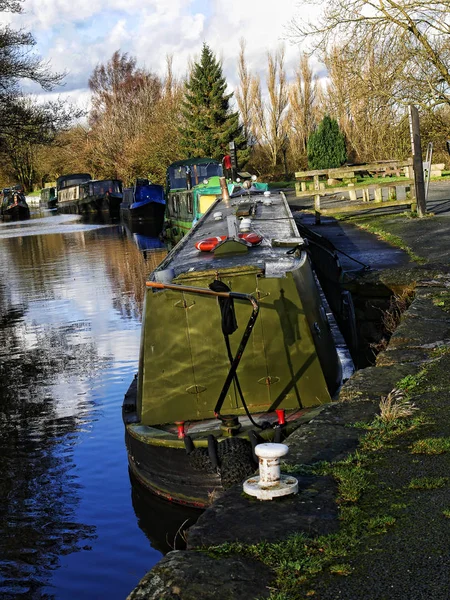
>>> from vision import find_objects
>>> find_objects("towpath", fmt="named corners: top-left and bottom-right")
top-left (128, 182), bottom-right (450, 600)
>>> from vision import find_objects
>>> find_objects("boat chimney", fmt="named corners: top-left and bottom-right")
top-left (219, 176), bottom-right (230, 201)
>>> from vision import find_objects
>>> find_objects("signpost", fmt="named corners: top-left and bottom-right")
top-left (408, 105), bottom-right (426, 217)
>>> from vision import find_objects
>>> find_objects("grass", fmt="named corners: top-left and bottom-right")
top-left (432, 291), bottom-right (450, 313)
top-left (378, 388), bottom-right (417, 423)
top-left (350, 222), bottom-right (426, 263)
top-left (205, 349), bottom-right (450, 599)
top-left (329, 563), bottom-right (353, 576)
top-left (410, 437), bottom-right (450, 454)
top-left (207, 384), bottom-right (429, 599)
top-left (408, 477), bottom-right (448, 490)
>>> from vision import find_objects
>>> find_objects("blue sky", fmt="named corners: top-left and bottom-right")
top-left (5, 0), bottom-right (322, 111)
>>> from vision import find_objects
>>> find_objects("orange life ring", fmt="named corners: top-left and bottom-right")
top-left (195, 232), bottom-right (263, 252)
top-left (238, 232), bottom-right (262, 246)
top-left (195, 236), bottom-right (227, 251)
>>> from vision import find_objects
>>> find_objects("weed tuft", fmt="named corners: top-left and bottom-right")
top-left (329, 563), bottom-right (353, 576)
top-left (408, 477), bottom-right (448, 490)
top-left (377, 388), bottom-right (418, 423)
top-left (410, 437), bottom-right (450, 455)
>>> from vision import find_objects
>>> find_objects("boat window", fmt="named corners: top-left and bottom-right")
top-left (187, 193), bottom-right (193, 214)
top-left (169, 167), bottom-right (187, 190)
top-left (173, 194), bottom-right (179, 214)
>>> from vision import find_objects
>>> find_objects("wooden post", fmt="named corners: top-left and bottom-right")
top-left (408, 105), bottom-right (426, 217)
top-left (374, 186), bottom-right (383, 202)
top-left (314, 175), bottom-right (321, 224)
top-left (388, 186), bottom-right (397, 201)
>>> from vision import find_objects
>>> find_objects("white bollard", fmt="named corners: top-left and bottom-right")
top-left (243, 443), bottom-right (298, 500)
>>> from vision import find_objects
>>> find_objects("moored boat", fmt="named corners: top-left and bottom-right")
top-left (78, 179), bottom-right (123, 216)
top-left (123, 178), bottom-right (346, 508)
top-left (1, 186), bottom-right (30, 221)
top-left (163, 157), bottom-right (268, 245)
top-left (56, 173), bottom-right (91, 213)
top-left (39, 185), bottom-right (57, 210)
top-left (120, 178), bottom-right (166, 228)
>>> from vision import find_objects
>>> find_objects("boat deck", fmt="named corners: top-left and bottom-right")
top-left (154, 190), bottom-right (305, 279)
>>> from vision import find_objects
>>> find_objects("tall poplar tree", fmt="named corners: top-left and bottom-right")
top-left (179, 43), bottom-right (247, 163)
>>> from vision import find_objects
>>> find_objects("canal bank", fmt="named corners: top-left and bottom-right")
top-left (128, 209), bottom-right (450, 600)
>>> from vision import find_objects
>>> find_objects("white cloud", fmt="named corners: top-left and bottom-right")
top-left (7, 0), bottom-right (324, 105)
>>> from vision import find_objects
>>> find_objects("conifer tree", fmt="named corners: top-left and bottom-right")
top-left (307, 115), bottom-right (346, 169)
top-left (180, 43), bottom-right (247, 163)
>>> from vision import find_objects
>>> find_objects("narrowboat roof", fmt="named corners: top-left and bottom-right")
top-left (167, 157), bottom-right (219, 169)
top-left (153, 190), bottom-right (306, 280)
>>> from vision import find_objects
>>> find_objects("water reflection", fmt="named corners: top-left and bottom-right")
top-left (0, 215), bottom-right (181, 600)
top-left (0, 279), bottom-right (99, 598)
top-left (130, 473), bottom-right (201, 555)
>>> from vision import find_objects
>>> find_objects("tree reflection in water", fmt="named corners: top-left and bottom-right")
top-left (0, 295), bottom-right (98, 598)
top-left (0, 218), bottom-right (169, 599)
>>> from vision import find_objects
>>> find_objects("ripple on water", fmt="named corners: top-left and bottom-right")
top-left (0, 218), bottom-right (183, 600)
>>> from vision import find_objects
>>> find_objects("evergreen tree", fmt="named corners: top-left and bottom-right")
top-left (307, 115), bottom-right (346, 169)
top-left (179, 43), bottom-right (248, 164)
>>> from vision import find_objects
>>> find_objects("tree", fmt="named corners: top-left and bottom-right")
top-left (0, 0), bottom-right (64, 140)
top-left (235, 39), bottom-right (256, 146)
top-left (87, 51), bottom-right (162, 179)
top-left (321, 39), bottom-right (407, 163)
top-left (307, 115), bottom-right (346, 169)
top-left (88, 50), bottom-right (160, 125)
top-left (288, 53), bottom-right (318, 168)
top-left (251, 47), bottom-right (289, 172)
top-left (288, 0), bottom-right (450, 110)
top-left (0, 0), bottom-right (81, 189)
top-left (179, 43), bottom-right (247, 162)
top-left (0, 98), bottom-right (83, 190)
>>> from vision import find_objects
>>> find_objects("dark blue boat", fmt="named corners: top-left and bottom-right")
top-left (120, 179), bottom-right (165, 229)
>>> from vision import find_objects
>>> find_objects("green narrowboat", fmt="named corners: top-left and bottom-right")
top-left (123, 179), bottom-right (345, 507)
top-left (39, 185), bottom-right (57, 210)
top-left (164, 157), bottom-right (268, 245)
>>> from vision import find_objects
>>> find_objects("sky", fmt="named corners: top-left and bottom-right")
top-left (5, 0), bottom-right (324, 113)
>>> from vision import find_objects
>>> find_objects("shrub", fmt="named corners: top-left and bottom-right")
top-left (307, 115), bottom-right (347, 170)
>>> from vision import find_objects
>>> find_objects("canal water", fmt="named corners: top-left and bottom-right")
top-left (0, 212), bottom-right (201, 599)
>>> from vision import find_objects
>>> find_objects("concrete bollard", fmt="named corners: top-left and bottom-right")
top-left (243, 443), bottom-right (299, 500)
top-left (374, 187), bottom-right (383, 202)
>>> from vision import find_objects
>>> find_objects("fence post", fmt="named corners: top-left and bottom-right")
top-left (314, 175), bottom-right (321, 224)
top-left (374, 186), bottom-right (383, 202)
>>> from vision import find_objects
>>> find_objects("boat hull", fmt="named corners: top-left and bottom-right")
top-left (2, 203), bottom-right (30, 221)
top-left (120, 199), bottom-right (166, 224)
top-left (123, 378), bottom-right (318, 507)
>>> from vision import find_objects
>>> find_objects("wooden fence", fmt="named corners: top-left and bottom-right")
top-left (294, 160), bottom-right (416, 224)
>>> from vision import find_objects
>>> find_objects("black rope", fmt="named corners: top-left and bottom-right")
top-left (209, 280), bottom-right (238, 335)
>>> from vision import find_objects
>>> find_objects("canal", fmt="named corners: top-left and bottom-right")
top-left (0, 212), bottom-right (201, 599)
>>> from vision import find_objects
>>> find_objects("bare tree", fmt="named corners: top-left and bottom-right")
top-left (235, 39), bottom-right (257, 145)
top-left (321, 34), bottom-right (412, 161)
top-left (252, 47), bottom-right (289, 171)
top-left (288, 0), bottom-right (450, 109)
top-left (288, 53), bottom-right (318, 168)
